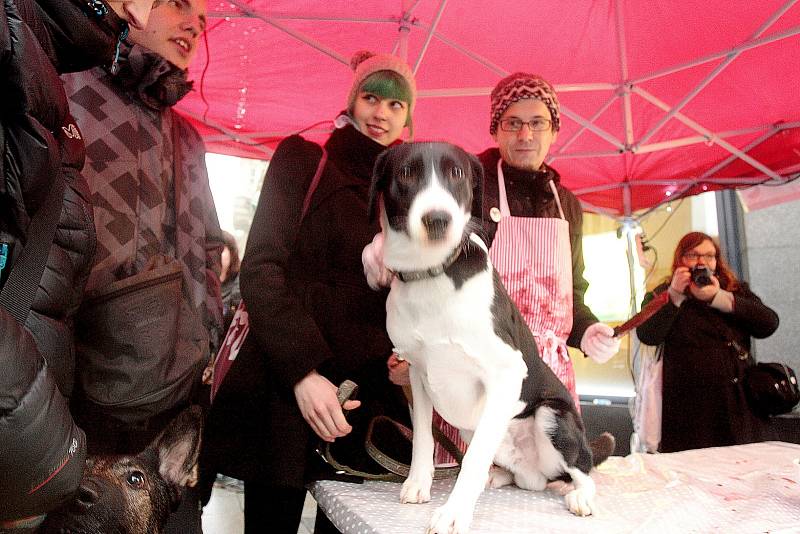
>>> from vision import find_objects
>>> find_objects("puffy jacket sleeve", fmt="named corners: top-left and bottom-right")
top-left (239, 135), bottom-right (331, 391)
top-left (0, 0), bottom-right (8, 106)
top-left (0, 308), bottom-right (87, 521)
top-left (0, 0), bottom-right (7, 185)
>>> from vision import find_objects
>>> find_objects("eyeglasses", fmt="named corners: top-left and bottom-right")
top-left (683, 252), bottom-right (716, 262)
top-left (499, 118), bottom-right (552, 132)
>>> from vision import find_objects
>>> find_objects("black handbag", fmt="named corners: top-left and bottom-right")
top-left (743, 362), bottom-right (800, 417)
top-left (713, 312), bottom-right (799, 417)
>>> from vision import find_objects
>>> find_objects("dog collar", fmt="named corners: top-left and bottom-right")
top-left (393, 239), bottom-right (466, 283)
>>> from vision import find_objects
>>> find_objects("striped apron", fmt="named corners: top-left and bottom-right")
top-left (488, 160), bottom-right (578, 408)
top-left (432, 161), bottom-right (579, 466)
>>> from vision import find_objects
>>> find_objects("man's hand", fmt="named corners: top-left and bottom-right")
top-left (362, 232), bottom-right (394, 290)
top-left (388, 353), bottom-right (410, 386)
top-left (293, 370), bottom-right (361, 442)
top-left (580, 322), bottom-right (621, 364)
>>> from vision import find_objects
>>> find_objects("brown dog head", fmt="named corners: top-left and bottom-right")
top-left (39, 406), bottom-right (202, 534)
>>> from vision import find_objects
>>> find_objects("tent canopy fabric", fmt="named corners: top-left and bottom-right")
top-left (178, 0), bottom-right (800, 216)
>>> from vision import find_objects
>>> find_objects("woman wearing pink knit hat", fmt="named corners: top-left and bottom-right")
top-left (203, 51), bottom-right (416, 533)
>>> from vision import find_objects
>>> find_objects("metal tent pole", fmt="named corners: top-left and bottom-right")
top-left (550, 95), bottom-right (618, 158)
top-left (180, 109), bottom-right (275, 158)
top-left (633, 88), bottom-right (783, 181)
top-left (634, 0), bottom-right (797, 148)
top-left (615, 0), bottom-right (634, 182)
top-left (631, 19), bottom-right (800, 85)
top-left (226, 0), bottom-right (349, 65)
top-left (413, 0), bottom-right (448, 74)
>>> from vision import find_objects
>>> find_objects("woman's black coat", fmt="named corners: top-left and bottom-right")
top-left (637, 283), bottom-right (779, 453)
top-left (204, 125), bottom-right (409, 487)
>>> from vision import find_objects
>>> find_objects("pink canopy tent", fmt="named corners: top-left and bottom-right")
top-left (177, 0), bottom-right (800, 216)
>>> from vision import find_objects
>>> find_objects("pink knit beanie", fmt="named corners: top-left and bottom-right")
top-left (346, 51), bottom-right (417, 119)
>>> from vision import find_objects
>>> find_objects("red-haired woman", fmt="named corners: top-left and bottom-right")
top-left (637, 231), bottom-right (779, 453)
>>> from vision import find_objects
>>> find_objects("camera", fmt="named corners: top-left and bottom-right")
top-left (691, 265), bottom-right (713, 287)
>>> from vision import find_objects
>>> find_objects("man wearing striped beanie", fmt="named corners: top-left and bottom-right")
top-left (478, 72), bottom-right (620, 409)
top-left (362, 72), bottom-right (620, 412)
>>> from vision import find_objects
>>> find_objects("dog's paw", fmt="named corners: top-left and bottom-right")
top-left (427, 502), bottom-right (473, 534)
top-left (401, 475), bottom-right (432, 504)
top-left (486, 465), bottom-right (514, 489)
top-left (564, 487), bottom-right (595, 517)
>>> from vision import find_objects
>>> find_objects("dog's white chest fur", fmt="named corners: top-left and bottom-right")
top-left (386, 248), bottom-right (527, 430)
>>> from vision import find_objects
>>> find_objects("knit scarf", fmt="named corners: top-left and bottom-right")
top-left (111, 43), bottom-right (193, 110)
top-left (325, 122), bottom-right (388, 183)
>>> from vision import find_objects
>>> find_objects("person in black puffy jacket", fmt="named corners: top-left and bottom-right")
top-left (0, 0), bottom-right (156, 529)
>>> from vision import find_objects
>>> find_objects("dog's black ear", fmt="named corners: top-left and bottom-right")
top-left (368, 148), bottom-right (393, 222)
top-left (467, 152), bottom-right (485, 220)
top-left (147, 406), bottom-right (203, 488)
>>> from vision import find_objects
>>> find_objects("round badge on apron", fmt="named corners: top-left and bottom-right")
top-left (488, 160), bottom-right (579, 410)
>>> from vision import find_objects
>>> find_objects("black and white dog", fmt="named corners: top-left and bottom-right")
top-left (369, 142), bottom-right (606, 533)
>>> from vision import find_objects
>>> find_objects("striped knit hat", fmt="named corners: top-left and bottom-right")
top-left (489, 72), bottom-right (560, 135)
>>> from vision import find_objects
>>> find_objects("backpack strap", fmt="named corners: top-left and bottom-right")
top-left (209, 146), bottom-right (327, 404)
top-left (300, 146), bottom-right (328, 222)
top-left (0, 176), bottom-right (65, 324)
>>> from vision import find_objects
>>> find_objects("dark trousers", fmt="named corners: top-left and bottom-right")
top-left (242, 482), bottom-right (339, 534)
top-left (164, 486), bottom-right (202, 534)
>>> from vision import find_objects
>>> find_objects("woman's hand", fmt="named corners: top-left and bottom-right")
top-left (667, 267), bottom-right (691, 306)
top-left (387, 353), bottom-right (410, 386)
top-left (689, 273), bottom-right (720, 302)
top-left (293, 370), bottom-right (361, 442)
top-left (670, 267), bottom-right (691, 294)
top-left (362, 232), bottom-right (394, 290)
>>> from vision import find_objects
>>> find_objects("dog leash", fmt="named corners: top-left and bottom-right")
top-left (318, 381), bottom-right (403, 481)
top-left (318, 380), bottom-right (462, 481)
top-left (365, 416), bottom-right (462, 480)
top-left (612, 290), bottom-right (670, 338)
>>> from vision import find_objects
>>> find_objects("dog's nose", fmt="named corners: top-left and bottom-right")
top-left (74, 483), bottom-right (99, 512)
top-left (421, 210), bottom-right (452, 241)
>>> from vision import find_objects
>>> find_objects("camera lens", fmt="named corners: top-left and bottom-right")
top-left (691, 266), bottom-right (712, 287)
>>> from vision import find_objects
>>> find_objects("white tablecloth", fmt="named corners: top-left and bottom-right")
top-left (311, 441), bottom-right (800, 533)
